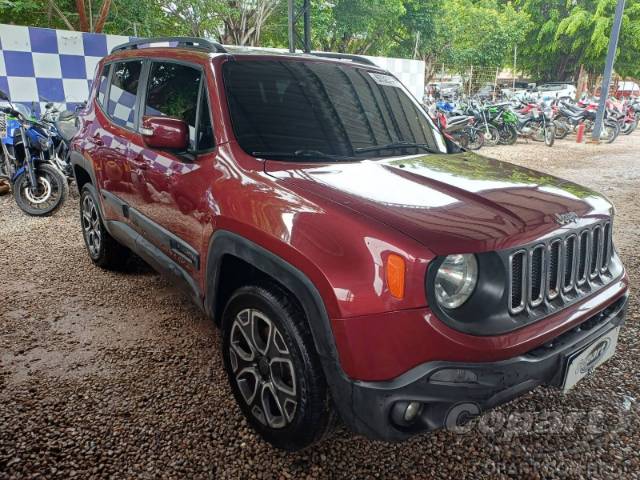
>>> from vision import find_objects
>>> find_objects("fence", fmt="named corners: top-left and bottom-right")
top-left (0, 24), bottom-right (426, 115)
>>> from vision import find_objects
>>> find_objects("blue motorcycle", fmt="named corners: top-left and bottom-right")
top-left (0, 90), bottom-right (68, 215)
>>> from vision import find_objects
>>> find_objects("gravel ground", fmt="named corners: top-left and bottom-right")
top-left (1, 134), bottom-right (639, 479)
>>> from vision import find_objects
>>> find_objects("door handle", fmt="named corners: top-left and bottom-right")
top-left (130, 155), bottom-right (149, 170)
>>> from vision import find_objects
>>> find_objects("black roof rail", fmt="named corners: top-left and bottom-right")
top-left (111, 37), bottom-right (227, 54)
top-left (309, 52), bottom-right (377, 66)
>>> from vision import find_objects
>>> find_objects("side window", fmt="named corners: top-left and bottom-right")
top-left (107, 60), bottom-right (143, 129)
top-left (97, 64), bottom-right (111, 106)
top-left (144, 62), bottom-right (202, 150)
top-left (197, 88), bottom-right (214, 151)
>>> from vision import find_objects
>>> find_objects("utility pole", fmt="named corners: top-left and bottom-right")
top-left (513, 45), bottom-right (517, 89)
top-left (287, 0), bottom-right (312, 54)
top-left (592, 0), bottom-right (626, 141)
top-left (288, 0), bottom-right (295, 53)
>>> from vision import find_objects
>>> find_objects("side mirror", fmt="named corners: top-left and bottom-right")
top-left (141, 116), bottom-right (189, 151)
top-left (0, 90), bottom-right (8, 101)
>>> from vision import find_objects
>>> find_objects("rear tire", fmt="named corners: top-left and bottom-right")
top-left (554, 117), bottom-right (570, 139)
top-left (482, 124), bottom-right (501, 146)
top-left (465, 127), bottom-right (484, 150)
top-left (601, 122), bottom-right (619, 144)
top-left (622, 118), bottom-right (638, 135)
top-left (498, 124), bottom-right (517, 145)
top-left (80, 183), bottom-right (130, 269)
top-left (222, 284), bottom-right (336, 451)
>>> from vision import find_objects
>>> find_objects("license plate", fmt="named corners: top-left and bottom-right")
top-left (562, 327), bottom-right (620, 392)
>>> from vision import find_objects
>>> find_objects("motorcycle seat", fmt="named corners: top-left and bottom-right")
top-left (447, 115), bottom-right (470, 124)
top-left (55, 120), bottom-right (79, 142)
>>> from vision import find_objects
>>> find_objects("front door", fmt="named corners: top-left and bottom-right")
top-left (126, 60), bottom-right (215, 277)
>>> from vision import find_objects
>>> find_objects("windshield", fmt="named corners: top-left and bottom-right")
top-left (222, 59), bottom-right (446, 161)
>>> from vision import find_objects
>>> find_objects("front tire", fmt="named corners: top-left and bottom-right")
top-left (80, 184), bottom-right (130, 269)
top-left (222, 284), bottom-right (335, 451)
top-left (13, 164), bottom-right (67, 216)
top-left (544, 124), bottom-right (556, 147)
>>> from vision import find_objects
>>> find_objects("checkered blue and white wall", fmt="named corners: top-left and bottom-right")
top-left (0, 23), bottom-right (425, 116)
top-left (0, 24), bottom-right (130, 115)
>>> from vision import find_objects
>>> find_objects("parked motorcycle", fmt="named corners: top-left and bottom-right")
top-left (0, 90), bottom-right (68, 215)
top-left (435, 110), bottom-right (485, 150)
top-left (511, 102), bottom-right (556, 147)
top-left (39, 102), bottom-right (81, 179)
top-left (554, 100), bottom-right (619, 144)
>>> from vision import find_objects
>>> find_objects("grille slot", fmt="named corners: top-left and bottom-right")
top-left (529, 245), bottom-right (545, 307)
top-left (507, 220), bottom-right (613, 316)
top-left (563, 235), bottom-right (576, 291)
top-left (576, 231), bottom-right (589, 286)
top-left (509, 251), bottom-right (526, 314)
top-left (590, 226), bottom-right (602, 278)
top-left (547, 240), bottom-right (561, 300)
top-left (601, 222), bottom-right (611, 273)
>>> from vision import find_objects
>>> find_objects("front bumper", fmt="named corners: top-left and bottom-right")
top-left (333, 293), bottom-right (627, 442)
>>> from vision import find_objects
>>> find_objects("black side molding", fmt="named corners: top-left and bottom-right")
top-left (104, 220), bottom-right (204, 310)
top-left (100, 190), bottom-right (200, 271)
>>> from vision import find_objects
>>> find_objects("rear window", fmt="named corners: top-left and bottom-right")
top-left (97, 64), bottom-right (110, 106)
top-left (223, 60), bottom-right (445, 160)
top-left (107, 60), bottom-right (143, 129)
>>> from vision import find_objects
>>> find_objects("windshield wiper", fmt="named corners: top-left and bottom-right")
top-left (355, 142), bottom-right (440, 155)
top-left (252, 149), bottom-right (355, 161)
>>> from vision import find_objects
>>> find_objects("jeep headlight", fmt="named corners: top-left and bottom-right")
top-left (434, 254), bottom-right (478, 309)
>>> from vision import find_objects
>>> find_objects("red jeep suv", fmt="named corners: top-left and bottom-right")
top-left (71, 37), bottom-right (628, 451)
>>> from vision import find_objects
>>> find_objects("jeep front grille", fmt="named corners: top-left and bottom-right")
top-left (508, 221), bottom-right (612, 314)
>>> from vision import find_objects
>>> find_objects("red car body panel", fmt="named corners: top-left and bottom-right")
top-left (73, 48), bottom-right (627, 385)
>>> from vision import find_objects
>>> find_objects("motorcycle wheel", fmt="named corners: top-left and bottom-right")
top-left (621, 118), bottom-right (638, 135)
top-left (450, 132), bottom-right (469, 149)
top-left (554, 118), bottom-right (570, 139)
top-left (482, 124), bottom-right (501, 146)
top-left (544, 124), bottom-right (556, 147)
top-left (529, 122), bottom-right (545, 142)
top-left (599, 124), bottom-right (617, 144)
top-left (498, 125), bottom-right (518, 145)
top-left (466, 128), bottom-right (484, 150)
top-left (13, 164), bottom-right (68, 216)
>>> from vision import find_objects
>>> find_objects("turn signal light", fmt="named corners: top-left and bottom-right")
top-left (386, 253), bottom-right (405, 299)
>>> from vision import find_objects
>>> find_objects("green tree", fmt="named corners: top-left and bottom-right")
top-left (392, 0), bottom-right (528, 81)
top-left (313, 0), bottom-right (405, 54)
top-left (0, 0), bottom-right (166, 36)
top-left (515, 0), bottom-right (640, 81)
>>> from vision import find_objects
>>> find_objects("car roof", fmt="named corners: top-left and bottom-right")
top-left (107, 38), bottom-right (385, 71)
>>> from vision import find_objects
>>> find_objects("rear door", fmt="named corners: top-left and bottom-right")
top-left (126, 59), bottom-right (214, 275)
top-left (96, 59), bottom-right (144, 218)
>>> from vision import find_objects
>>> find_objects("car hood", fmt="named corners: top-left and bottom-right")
top-left (265, 152), bottom-right (613, 255)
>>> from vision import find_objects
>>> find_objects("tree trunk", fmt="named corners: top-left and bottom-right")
top-left (76, 0), bottom-right (89, 31)
top-left (94, 0), bottom-right (112, 33)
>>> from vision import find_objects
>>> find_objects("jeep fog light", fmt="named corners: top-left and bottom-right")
top-left (434, 254), bottom-right (478, 309)
top-left (404, 401), bottom-right (423, 422)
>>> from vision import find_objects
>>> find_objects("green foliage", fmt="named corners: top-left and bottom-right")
top-left (0, 0), bottom-right (168, 36)
top-left (516, 0), bottom-right (640, 81)
top-left (2, 0), bottom-right (640, 82)
top-left (438, 0), bottom-right (529, 68)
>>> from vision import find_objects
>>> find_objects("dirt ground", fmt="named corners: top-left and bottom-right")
top-left (1, 134), bottom-right (639, 479)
